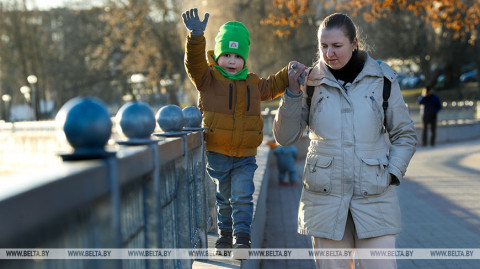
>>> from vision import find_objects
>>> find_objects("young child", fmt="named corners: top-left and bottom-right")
top-left (271, 142), bottom-right (299, 186)
top-left (182, 8), bottom-right (305, 250)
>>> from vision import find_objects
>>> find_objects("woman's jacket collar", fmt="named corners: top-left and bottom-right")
top-left (306, 51), bottom-right (396, 87)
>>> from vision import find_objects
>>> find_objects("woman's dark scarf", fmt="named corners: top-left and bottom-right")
top-left (328, 50), bottom-right (365, 85)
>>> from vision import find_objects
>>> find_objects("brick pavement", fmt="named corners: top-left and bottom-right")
top-left (260, 161), bottom-right (315, 269)
top-left (195, 138), bottom-right (480, 269)
top-left (262, 138), bottom-right (480, 269)
top-left (396, 138), bottom-right (480, 268)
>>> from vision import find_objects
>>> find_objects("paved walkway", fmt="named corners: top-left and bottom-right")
top-left (396, 139), bottom-right (480, 268)
top-left (260, 159), bottom-right (314, 268)
top-left (262, 138), bottom-right (480, 269)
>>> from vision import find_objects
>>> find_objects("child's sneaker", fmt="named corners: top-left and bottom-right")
top-left (215, 231), bottom-right (233, 251)
top-left (233, 232), bottom-right (251, 248)
top-left (232, 232), bottom-right (251, 260)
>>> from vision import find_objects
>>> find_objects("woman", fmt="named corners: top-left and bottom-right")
top-left (273, 13), bottom-right (417, 268)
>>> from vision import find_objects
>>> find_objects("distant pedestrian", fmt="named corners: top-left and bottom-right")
top-left (418, 86), bottom-right (442, 146)
top-left (266, 140), bottom-right (298, 186)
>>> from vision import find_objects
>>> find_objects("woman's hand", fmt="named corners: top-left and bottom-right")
top-left (288, 61), bottom-right (307, 95)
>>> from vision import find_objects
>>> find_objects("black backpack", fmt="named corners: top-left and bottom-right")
top-left (305, 71), bottom-right (391, 133)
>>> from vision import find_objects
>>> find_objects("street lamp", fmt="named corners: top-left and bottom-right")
top-left (20, 86), bottom-right (31, 103)
top-left (20, 85), bottom-right (34, 120)
top-left (27, 74), bottom-right (38, 120)
top-left (160, 78), bottom-right (173, 95)
top-left (129, 73), bottom-right (146, 101)
top-left (2, 94), bottom-right (11, 122)
top-left (122, 94), bottom-right (133, 102)
top-left (160, 77), bottom-right (174, 104)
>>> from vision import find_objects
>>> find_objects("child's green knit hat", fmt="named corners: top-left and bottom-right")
top-left (214, 21), bottom-right (250, 63)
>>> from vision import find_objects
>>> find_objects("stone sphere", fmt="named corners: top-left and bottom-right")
top-left (182, 106), bottom-right (202, 128)
top-left (156, 105), bottom-right (185, 132)
top-left (115, 101), bottom-right (156, 139)
top-left (55, 97), bottom-right (112, 150)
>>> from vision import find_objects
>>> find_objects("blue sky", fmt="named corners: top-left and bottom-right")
top-left (27, 0), bottom-right (65, 9)
top-left (26, 0), bottom-right (104, 10)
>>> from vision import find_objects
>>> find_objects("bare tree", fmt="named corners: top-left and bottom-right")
top-left (0, 2), bottom-right (118, 118)
top-left (89, 0), bottom-right (185, 107)
top-left (333, 0), bottom-right (480, 90)
top-left (0, 1), bottom-right (44, 119)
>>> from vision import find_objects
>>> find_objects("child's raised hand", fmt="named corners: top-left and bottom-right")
top-left (182, 8), bottom-right (210, 35)
top-left (288, 61), bottom-right (307, 94)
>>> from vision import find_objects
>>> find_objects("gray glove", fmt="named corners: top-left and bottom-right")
top-left (292, 63), bottom-right (306, 86)
top-left (182, 8), bottom-right (210, 35)
top-left (298, 71), bottom-right (306, 86)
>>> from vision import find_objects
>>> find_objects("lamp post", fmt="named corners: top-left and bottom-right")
top-left (20, 85), bottom-right (33, 120)
top-left (20, 86), bottom-right (31, 103)
top-left (160, 77), bottom-right (174, 105)
top-left (129, 73), bottom-right (146, 101)
top-left (1, 94), bottom-right (11, 122)
top-left (27, 74), bottom-right (38, 120)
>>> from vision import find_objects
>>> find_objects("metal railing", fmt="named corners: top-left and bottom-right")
top-left (261, 101), bottom-right (480, 137)
top-left (0, 131), bottom-right (216, 269)
top-left (406, 101), bottom-right (479, 125)
top-left (1, 98), bottom-right (478, 269)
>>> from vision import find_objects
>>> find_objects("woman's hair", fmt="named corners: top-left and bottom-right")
top-left (313, 13), bottom-right (364, 66)
top-left (319, 13), bottom-right (357, 44)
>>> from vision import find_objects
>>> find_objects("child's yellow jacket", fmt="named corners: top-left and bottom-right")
top-left (184, 34), bottom-right (289, 157)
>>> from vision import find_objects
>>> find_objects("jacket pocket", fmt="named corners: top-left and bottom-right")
top-left (360, 157), bottom-right (389, 196)
top-left (303, 153), bottom-right (333, 194)
top-left (243, 115), bottom-right (264, 148)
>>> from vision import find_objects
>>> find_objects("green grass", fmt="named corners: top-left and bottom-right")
top-left (401, 88), bottom-right (424, 105)
top-left (401, 88), bottom-right (423, 98)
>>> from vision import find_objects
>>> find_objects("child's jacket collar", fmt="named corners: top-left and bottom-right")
top-left (207, 50), bottom-right (218, 66)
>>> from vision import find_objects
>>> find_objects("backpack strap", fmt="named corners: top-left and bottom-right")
top-left (377, 60), bottom-right (395, 133)
top-left (382, 76), bottom-right (391, 133)
top-left (305, 68), bottom-right (315, 125)
top-left (305, 69), bottom-right (315, 110)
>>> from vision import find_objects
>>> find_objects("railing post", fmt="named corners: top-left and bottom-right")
top-left (115, 101), bottom-right (160, 269)
top-left (183, 106), bottom-right (208, 250)
top-left (155, 104), bottom-right (191, 269)
top-left (177, 135), bottom-right (191, 268)
top-left (193, 132), bottom-right (208, 249)
top-left (56, 96), bottom-right (120, 269)
top-left (106, 156), bottom-right (122, 249)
